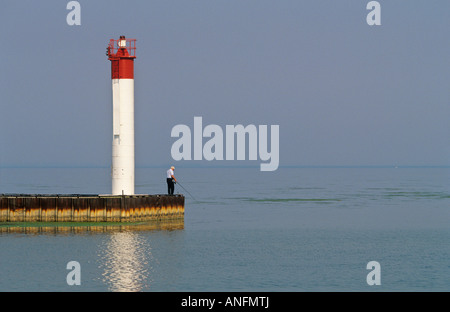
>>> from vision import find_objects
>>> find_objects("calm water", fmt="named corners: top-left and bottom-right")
top-left (0, 167), bottom-right (449, 291)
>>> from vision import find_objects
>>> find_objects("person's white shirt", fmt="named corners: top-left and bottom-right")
top-left (167, 168), bottom-right (174, 179)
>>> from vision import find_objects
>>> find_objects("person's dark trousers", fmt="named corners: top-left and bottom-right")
top-left (167, 178), bottom-right (174, 195)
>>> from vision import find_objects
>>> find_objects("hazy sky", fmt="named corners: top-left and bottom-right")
top-left (1, 0), bottom-right (449, 168)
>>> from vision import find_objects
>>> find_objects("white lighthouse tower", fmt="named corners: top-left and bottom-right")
top-left (107, 36), bottom-right (136, 195)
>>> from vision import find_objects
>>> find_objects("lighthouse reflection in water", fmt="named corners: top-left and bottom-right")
top-left (99, 231), bottom-right (152, 292)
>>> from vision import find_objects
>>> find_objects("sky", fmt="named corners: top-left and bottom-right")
top-left (0, 0), bottom-right (449, 168)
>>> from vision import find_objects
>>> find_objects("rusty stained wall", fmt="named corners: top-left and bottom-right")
top-left (0, 195), bottom-right (184, 222)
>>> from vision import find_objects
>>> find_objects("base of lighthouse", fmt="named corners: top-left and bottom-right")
top-left (0, 194), bottom-right (184, 224)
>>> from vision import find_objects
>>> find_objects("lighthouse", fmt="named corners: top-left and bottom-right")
top-left (0, 36), bottom-right (185, 225)
top-left (107, 36), bottom-right (137, 195)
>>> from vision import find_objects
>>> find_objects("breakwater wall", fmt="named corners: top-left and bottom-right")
top-left (0, 194), bottom-right (184, 222)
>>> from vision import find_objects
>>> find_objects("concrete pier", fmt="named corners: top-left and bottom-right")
top-left (0, 194), bottom-right (184, 223)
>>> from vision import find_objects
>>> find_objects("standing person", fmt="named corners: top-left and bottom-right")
top-left (166, 166), bottom-right (177, 195)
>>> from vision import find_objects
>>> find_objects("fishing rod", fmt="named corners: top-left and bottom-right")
top-left (176, 181), bottom-right (196, 201)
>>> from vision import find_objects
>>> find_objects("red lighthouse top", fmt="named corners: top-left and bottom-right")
top-left (107, 36), bottom-right (136, 79)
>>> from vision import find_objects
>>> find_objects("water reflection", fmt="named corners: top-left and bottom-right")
top-left (97, 221), bottom-right (184, 292)
top-left (0, 220), bottom-right (184, 235)
top-left (0, 221), bottom-right (184, 291)
top-left (99, 231), bottom-right (151, 292)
